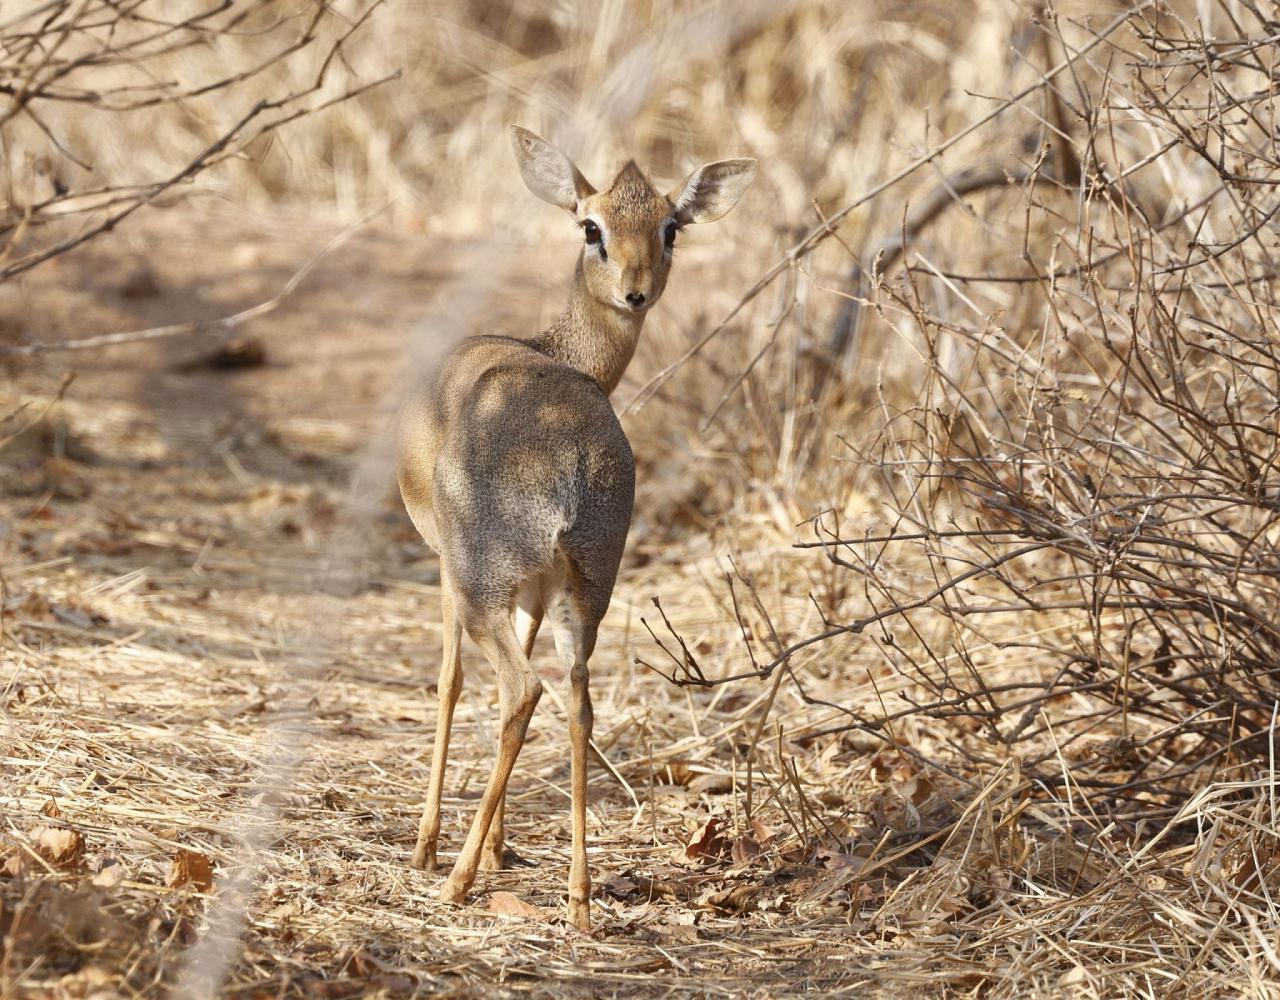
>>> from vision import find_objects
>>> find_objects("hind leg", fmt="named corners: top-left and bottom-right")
top-left (480, 581), bottom-right (543, 872)
top-left (439, 605), bottom-right (542, 905)
top-left (413, 569), bottom-right (464, 871)
top-left (546, 589), bottom-right (601, 931)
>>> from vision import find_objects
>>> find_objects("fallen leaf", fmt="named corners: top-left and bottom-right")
top-left (1059, 966), bottom-right (1087, 987)
top-left (730, 834), bottom-right (761, 865)
top-left (705, 883), bottom-right (757, 914)
top-left (682, 817), bottom-right (729, 863)
top-left (168, 849), bottom-right (214, 892)
top-left (90, 858), bottom-right (124, 888)
top-left (600, 873), bottom-right (694, 902)
top-left (814, 848), bottom-right (873, 873)
top-left (688, 772), bottom-right (734, 795)
top-left (36, 826), bottom-right (86, 869)
top-left (659, 922), bottom-right (699, 944)
top-left (265, 897), bottom-right (303, 922)
top-left (346, 949), bottom-right (391, 977)
top-left (779, 841), bottom-right (814, 866)
top-left (602, 876), bottom-right (641, 899)
top-left (152, 914), bottom-right (199, 946)
top-left (487, 891), bottom-right (545, 921)
top-left (2, 850), bottom-right (24, 878)
top-left (904, 772), bottom-right (935, 807)
top-left (751, 819), bottom-right (779, 845)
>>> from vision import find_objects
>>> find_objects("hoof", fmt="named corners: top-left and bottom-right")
top-left (568, 899), bottom-right (591, 932)
top-left (410, 845), bottom-right (437, 872)
top-left (438, 880), bottom-right (468, 905)
top-left (479, 849), bottom-right (503, 873)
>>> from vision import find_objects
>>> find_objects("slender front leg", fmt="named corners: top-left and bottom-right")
top-left (413, 578), bottom-right (464, 871)
top-left (440, 621), bottom-right (541, 904)
top-left (567, 659), bottom-right (593, 931)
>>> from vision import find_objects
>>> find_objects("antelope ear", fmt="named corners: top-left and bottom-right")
top-left (510, 125), bottom-right (596, 212)
top-left (668, 158), bottom-right (757, 224)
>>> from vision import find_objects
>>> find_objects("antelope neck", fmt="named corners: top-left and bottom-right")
top-left (527, 270), bottom-right (644, 396)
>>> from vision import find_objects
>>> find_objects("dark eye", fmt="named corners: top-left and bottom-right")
top-left (664, 221), bottom-right (679, 249)
top-left (583, 220), bottom-right (601, 245)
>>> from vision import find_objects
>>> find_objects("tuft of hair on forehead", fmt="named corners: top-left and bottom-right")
top-left (600, 160), bottom-right (667, 222)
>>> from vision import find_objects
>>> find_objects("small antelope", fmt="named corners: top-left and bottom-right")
top-left (397, 126), bottom-right (755, 930)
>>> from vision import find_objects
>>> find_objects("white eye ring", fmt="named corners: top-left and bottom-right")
top-left (579, 217), bottom-right (608, 258)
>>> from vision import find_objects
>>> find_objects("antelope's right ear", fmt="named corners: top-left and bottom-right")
top-left (510, 125), bottom-right (596, 213)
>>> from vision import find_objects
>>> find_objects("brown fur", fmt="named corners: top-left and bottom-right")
top-left (397, 126), bottom-right (755, 930)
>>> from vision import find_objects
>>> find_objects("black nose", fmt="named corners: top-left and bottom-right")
top-left (625, 291), bottom-right (646, 308)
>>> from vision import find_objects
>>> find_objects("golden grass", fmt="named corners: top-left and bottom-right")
top-left (5, 0), bottom-right (1280, 996)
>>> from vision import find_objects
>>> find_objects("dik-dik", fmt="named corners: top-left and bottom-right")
top-left (397, 126), bottom-right (755, 930)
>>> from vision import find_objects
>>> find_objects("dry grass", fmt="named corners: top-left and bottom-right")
top-left (4, 0), bottom-right (1280, 997)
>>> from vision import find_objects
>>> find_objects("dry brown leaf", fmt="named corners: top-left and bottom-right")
top-left (602, 873), bottom-right (694, 902)
top-left (815, 849), bottom-right (873, 873)
top-left (730, 834), bottom-right (762, 865)
top-left (90, 858), bottom-right (124, 889)
top-left (688, 772), bottom-right (734, 795)
top-left (487, 890), bottom-right (546, 921)
top-left (346, 949), bottom-right (392, 977)
top-left (152, 914), bottom-right (199, 946)
top-left (682, 816), bottom-right (729, 863)
top-left (705, 883), bottom-right (757, 914)
top-left (1058, 966), bottom-right (1088, 987)
top-left (905, 772), bottom-right (935, 807)
top-left (36, 826), bottom-right (86, 869)
top-left (936, 891), bottom-right (969, 916)
top-left (659, 922), bottom-right (699, 944)
top-left (751, 819), bottom-right (778, 843)
top-left (815, 740), bottom-right (841, 770)
top-left (168, 848), bottom-right (214, 892)
top-left (602, 876), bottom-right (641, 899)
top-left (2, 850), bottom-right (24, 878)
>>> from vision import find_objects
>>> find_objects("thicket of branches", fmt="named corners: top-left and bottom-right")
top-left (652, 1), bottom-right (1280, 825)
top-left (0, 0), bottom-right (389, 286)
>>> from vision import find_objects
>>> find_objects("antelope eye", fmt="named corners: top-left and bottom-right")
top-left (664, 222), bottom-right (679, 249)
top-left (583, 220), bottom-right (601, 245)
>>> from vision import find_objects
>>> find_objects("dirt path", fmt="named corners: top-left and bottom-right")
top-left (0, 211), bottom-right (900, 998)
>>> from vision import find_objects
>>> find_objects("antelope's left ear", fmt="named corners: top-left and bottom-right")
top-left (667, 158), bottom-right (757, 225)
